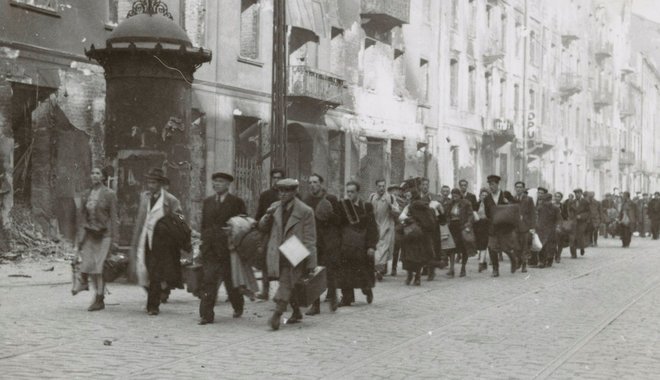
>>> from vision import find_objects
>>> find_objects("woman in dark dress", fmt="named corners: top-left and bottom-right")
top-left (474, 188), bottom-right (490, 272)
top-left (400, 191), bottom-right (436, 286)
top-left (447, 188), bottom-right (475, 277)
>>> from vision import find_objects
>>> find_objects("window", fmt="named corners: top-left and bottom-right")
top-left (11, 0), bottom-right (59, 15)
top-left (501, 13), bottom-right (507, 52)
top-left (468, 65), bottom-right (476, 112)
top-left (240, 0), bottom-right (260, 59)
top-left (394, 49), bottom-right (406, 97)
top-left (450, 58), bottom-right (459, 108)
top-left (515, 22), bottom-right (522, 57)
top-left (529, 89), bottom-right (535, 111)
top-left (420, 59), bottom-right (429, 103)
top-left (423, 0), bottom-right (431, 24)
top-left (485, 71), bottom-right (492, 113)
top-left (183, 0), bottom-right (206, 47)
top-left (499, 78), bottom-right (506, 116)
top-left (513, 84), bottom-right (520, 121)
top-left (468, 0), bottom-right (476, 37)
top-left (451, 0), bottom-right (459, 29)
top-left (108, 0), bottom-right (118, 25)
top-left (331, 27), bottom-right (345, 77)
top-left (530, 31), bottom-right (536, 66)
top-left (576, 107), bottom-right (581, 139)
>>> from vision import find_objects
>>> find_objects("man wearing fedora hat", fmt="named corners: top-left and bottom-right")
top-left (567, 188), bottom-right (590, 258)
top-left (130, 168), bottom-right (183, 316)
top-left (198, 172), bottom-right (247, 325)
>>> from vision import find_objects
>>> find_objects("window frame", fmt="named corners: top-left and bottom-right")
top-left (10, 0), bottom-right (60, 17)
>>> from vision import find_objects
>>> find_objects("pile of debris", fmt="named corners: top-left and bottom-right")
top-left (1, 206), bottom-right (76, 263)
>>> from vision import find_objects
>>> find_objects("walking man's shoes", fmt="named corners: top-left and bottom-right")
top-left (198, 318), bottom-right (213, 325)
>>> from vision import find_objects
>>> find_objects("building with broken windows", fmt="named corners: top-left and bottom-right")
top-left (1, 0), bottom-right (660, 250)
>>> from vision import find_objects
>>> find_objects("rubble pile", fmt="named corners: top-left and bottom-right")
top-left (1, 206), bottom-right (76, 263)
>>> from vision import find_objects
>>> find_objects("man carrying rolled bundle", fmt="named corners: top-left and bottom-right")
top-left (483, 175), bottom-right (518, 277)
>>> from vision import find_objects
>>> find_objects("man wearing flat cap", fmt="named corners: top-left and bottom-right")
top-left (130, 168), bottom-right (183, 316)
top-left (512, 181), bottom-right (537, 272)
top-left (259, 178), bottom-right (317, 330)
top-left (198, 172), bottom-right (247, 325)
top-left (301, 173), bottom-right (342, 314)
top-left (483, 174), bottom-right (517, 277)
top-left (567, 188), bottom-right (590, 258)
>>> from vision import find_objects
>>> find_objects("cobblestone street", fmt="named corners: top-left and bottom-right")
top-left (2, 237), bottom-right (660, 379)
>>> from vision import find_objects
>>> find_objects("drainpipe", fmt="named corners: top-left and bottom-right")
top-left (521, 0), bottom-right (529, 181)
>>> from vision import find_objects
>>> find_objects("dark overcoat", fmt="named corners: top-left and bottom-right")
top-left (337, 200), bottom-right (378, 289)
top-left (200, 193), bottom-right (247, 266)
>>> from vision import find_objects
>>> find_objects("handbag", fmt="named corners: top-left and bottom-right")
top-left (461, 228), bottom-right (476, 245)
top-left (403, 221), bottom-right (423, 241)
top-left (492, 204), bottom-right (520, 226)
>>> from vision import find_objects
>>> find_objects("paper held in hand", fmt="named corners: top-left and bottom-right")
top-left (279, 235), bottom-right (310, 267)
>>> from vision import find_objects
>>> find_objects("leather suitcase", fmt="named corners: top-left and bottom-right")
top-left (182, 264), bottom-right (204, 297)
top-left (492, 204), bottom-right (520, 226)
top-left (295, 266), bottom-right (327, 307)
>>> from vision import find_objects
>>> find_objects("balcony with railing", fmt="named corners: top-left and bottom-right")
top-left (619, 101), bottom-right (635, 119)
top-left (561, 26), bottom-right (580, 47)
top-left (589, 146), bottom-right (613, 163)
top-left (593, 88), bottom-right (613, 109)
top-left (594, 40), bottom-right (613, 61)
top-left (288, 65), bottom-right (344, 107)
top-left (619, 151), bottom-right (635, 166)
top-left (483, 36), bottom-right (504, 65)
top-left (360, 0), bottom-right (410, 26)
top-left (483, 118), bottom-right (515, 148)
top-left (528, 124), bottom-right (556, 155)
top-left (559, 73), bottom-right (582, 97)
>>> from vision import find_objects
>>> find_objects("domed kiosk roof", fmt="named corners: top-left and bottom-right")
top-left (108, 13), bottom-right (192, 47)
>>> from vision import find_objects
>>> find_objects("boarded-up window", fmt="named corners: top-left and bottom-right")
top-left (240, 0), bottom-right (260, 59)
top-left (390, 139), bottom-right (405, 185)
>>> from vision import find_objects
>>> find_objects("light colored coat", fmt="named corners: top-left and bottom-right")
top-left (258, 198), bottom-right (317, 278)
top-left (128, 189), bottom-right (182, 284)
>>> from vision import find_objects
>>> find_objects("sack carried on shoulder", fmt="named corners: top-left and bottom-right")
top-left (236, 227), bottom-right (265, 268)
top-left (492, 204), bottom-right (520, 226)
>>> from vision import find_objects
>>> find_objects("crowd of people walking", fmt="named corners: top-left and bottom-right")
top-left (71, 166), bottom-right (660, 331)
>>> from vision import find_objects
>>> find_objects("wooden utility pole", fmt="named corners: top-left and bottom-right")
top-left (270, 0), bottom-right (287, 170)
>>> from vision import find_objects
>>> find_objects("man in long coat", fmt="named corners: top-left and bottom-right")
top-left (512, 181), bottom-right (536, 272)
top-left (130, 168), bottom-right (183, 315)
top-left (198, 172), bottom-right (247, 325)
top-left (536, 193), bottom-right (562, 268)
top-left (648, 192), bottom-right (660, 240)
top-left (369, 179), bottom-right (400, 281)
top-left (459, 179), bottom-right (478, 211)
top-left (337, 181), bottom-right (379, 306)
top-left (568, 188), bottom-right (591, 258)
top-left (301, 173), bottom-right (341, 314)
top-left (254, 168), bottom-right (285, 300)
top-left (259, 178), bottom-right (317, 331)
top-left (483, 175), bottom-right (517, 277)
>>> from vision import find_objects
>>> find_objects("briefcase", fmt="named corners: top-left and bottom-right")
top-left (492, 204), bottom-right (520, 226)
top-left (295, 266), bottom-right (327, 307)
top-left (182, 264), bottom-right (204, 297)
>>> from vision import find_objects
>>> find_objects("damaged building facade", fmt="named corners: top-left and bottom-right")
top-left (2, 0), bottom-right (660, 251)
top-left (0, 0), bottom-right (110, 247)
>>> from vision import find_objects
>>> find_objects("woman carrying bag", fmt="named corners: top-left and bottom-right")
top-left (73, 168), bottom-right (119, 312)
top-left (447, 188), bottom-right (475, 278)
